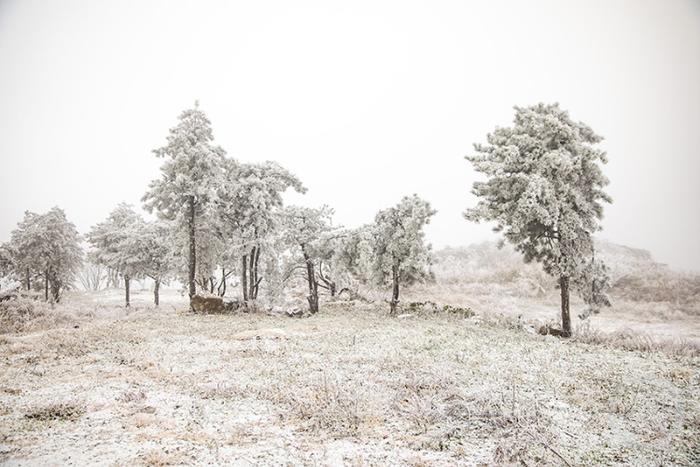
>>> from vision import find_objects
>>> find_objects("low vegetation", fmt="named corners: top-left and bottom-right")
top-left (0, 290), bottom-right (698, 465)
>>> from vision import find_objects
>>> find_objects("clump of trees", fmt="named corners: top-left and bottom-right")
top-left (135, 102), bottom-right (436, 313)
top-left (1, 207), bottom-right (82, 302)
top-left (465, 103), bottom-right (612, 336)
top-left (87, 204), bottom-right (176, 307)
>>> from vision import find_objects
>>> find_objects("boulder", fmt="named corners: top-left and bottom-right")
top-left (190, 295), bottom-right (225, 313)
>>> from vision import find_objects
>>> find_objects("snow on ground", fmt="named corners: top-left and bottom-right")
top-left (0, 289), bottom-right (699, 465)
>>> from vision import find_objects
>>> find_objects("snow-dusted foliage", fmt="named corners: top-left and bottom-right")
top-left (7, 208), bottom-right (82, 302)
top-left (217, 159), bottom-right (306, 302)
top-left (465, 103), bottom-right (612, 335)
top-left (87, 204), bottom-right (147, 307)
top-left (280, 205), bottom-right (334, 313)
top-left (371, 195), bottom-right (436, 314)
top-left (142, 102), bottom-right (226, 301)
top-left (134, 220), bottom-right (178, 306)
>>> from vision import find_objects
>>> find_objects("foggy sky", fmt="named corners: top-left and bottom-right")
top-left (1, 0), bottom-right (699, 270)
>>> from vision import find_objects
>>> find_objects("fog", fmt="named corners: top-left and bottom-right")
top-left (1, 0), bottom-right (699, 270)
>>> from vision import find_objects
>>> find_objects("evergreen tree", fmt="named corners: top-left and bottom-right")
top-left (465, 103), bottom-right (612, 336)
top-left (143, 102), bottom-right (226, 304)
top-left (371, 195), bottom-right (436, 314)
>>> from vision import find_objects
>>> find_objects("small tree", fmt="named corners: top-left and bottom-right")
top-left (87, 204), bottom-right (146, 307)
top-left (8, 208), bottom-right (82, 301)
top-left (281, 205), bottom-right (333, 314)
top-left (9, 211), bottom-right (44, 291)
top-left (465, 103), bottom-right (612, 336)
top-left (143, 102), bottom-right (226, 304)
top-left (135, 220), bottom-right (177, 306)
top-left (371, 195), bottom-right (436, 315)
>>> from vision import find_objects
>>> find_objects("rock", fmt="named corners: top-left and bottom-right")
top-left (190, 295), bottom-right (225, 313)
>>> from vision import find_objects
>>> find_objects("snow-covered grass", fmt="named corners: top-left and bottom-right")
top-left (0, 291), bottom-right (698, 465)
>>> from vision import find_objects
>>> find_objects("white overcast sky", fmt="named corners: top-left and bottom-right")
top-left (1, 0), bottom-right (699, 270)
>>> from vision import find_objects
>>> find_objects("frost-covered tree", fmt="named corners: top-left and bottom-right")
top-left (143, 102), bottom-right (226, 303)
top-left (8, 208), bottom-right (82, 301)
top-left (465, 103), bottom-right (612, 336)
top-left (135, 220), bottom-right (177, 306)
top-left (87, 204), bottom-right (146, 307)
top-left (40, 208), bottom-right (83, 301)
top-left (0, 243), bottom-right (14, 278)
top-left (281, 205), bottom-right (333, 313)
top-left (371, 195), bottom-right (436, 314)
top-left (217, 159), bottom-right (305, 302)
top-left (335, 226), bottom-right (375, 287)
top-left (312, 230), bottom-right (365, 298)
top-left (9, 211), bottom-right (44, 291)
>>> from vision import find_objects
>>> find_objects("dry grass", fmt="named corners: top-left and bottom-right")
top-left (573, 322), bottom-right (700, 357)
top-left (0, 292), bottom-right (698, 465)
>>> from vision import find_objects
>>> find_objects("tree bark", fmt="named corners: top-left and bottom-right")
top-left (218, 267), bottom-right (227, 297)
top-left (253, 246), bottom-right (261, 299)
top-left (44, 269), bottom-right (49, 301)
top-left (187, 195), bottom-right (196, 304)
top-left (390, 264), bottom-right (400, 315)
top-left (560, 275), bottom-right (571, 337)
top-left (50, 276), bottom-right (60, 303)
top-left (124, 274), bottom-right (131, 308)
top-left (241, 254), bottom-right (248, 302)
top-left (303, 246), bottom-right (318, 314)
top-left (154, 279), bottom-right (160, 306)
top-left (26, 268), bottom-right (31, 291)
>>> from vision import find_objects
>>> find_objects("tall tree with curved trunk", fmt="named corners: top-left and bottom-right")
top-left (143, 102), bottom-right (225, 305)
top-left (280, 205), bottom-right (333, 314)
top-left (465, 103), bottom-right (612, 337)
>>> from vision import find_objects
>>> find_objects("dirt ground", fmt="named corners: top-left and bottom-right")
top-left (0, 290), bottom-right (699, 466)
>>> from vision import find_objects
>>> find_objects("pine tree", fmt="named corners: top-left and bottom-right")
top-left (8, 208), bottom-right (82, 301)
top-left (217, 159), bottom-right (305, 302)
top-left (465, 103), bottom-right (612, 336)
top-left (280, 205), bottom-right (334, 313)
top-left (87, 204), bottom-right (145, 307)
top-left (143, 102), bottom-right (226, 304)
top-left (371, 195), bottom-right (436, 315)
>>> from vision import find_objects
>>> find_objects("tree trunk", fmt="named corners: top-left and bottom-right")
top-left (187, 195), bottom-right (196, 304)
top-left (50, 277), bottom-right (60, 303)
top-left (241, 254), bottom-right (248, 302)
top-left (253, 246), bottom-right (261, 299)
top-left (124, 274), bottom-right (131, 308)
top-left (154, 279), bottom-right (160, 306)
top-left (248, 246), bottom-right (261, 301)
top-left (560, 275), bottom-right (571, 337)
top-left (218, 267), bottom-right (227, 297)
top-left (303, 247), bottom-right (318, 314)
top-left (209, 277), bottom-right (215, 294)
top-left (44, 269), bottom-right (49, 301)
top-left (26, 268), bottom-right (31, 291)
top-left (389, 264), bottom-right (400, 315)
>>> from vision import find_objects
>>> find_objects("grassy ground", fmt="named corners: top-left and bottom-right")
top-left (1, 292), bottom-right (699, 465)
